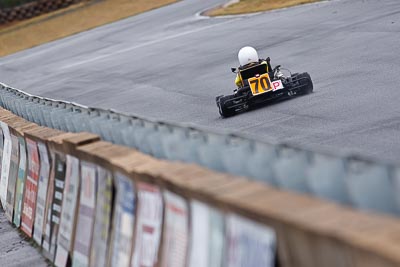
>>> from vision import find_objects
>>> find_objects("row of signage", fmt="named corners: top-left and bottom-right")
top-left (0, 111), bottom-right (277, 267)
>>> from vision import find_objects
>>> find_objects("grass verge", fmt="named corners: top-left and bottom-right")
top-left (206, 0), bottom-right (321, 16)
top-left (0, 0), bottom-right (178, 57)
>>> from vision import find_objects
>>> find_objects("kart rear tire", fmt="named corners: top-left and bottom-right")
top-left (218, 95), bottom-right (236, 117)
top-left (298, 72), bottom-right (313, 94)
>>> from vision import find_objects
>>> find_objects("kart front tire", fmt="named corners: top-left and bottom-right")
top-left (298, 72), bottom-right (313, 94)
top-left (218, 95), bottom-right (236, 117)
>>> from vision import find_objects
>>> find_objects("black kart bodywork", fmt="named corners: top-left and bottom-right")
top-left (216, 63), bottom-right (313, 117)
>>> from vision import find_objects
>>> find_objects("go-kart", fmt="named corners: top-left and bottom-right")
top-left (216, 61), bottom-right (313, 117)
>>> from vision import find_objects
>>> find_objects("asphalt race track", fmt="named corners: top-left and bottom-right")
top-left (1, 0), bottom-right (400, 162)
top-left (0, 211), bottom-right (47, 266)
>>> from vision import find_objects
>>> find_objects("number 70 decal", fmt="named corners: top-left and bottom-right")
top-left (248, 73), bottom-right (284, 96)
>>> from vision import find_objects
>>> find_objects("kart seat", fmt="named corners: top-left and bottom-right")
top-left (239, 63), bottom-right (269, 86)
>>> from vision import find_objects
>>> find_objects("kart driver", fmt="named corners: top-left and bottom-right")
top-left (235, 46), bottom-right (272, 87)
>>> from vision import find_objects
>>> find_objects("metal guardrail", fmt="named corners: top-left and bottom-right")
top-left (1, 82), bottom-right (399, 217)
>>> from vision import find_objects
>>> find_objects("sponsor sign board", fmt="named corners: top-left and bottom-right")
top-left (0, 127), bottom-right (4, 178)
top-left (225, 214), bottom-right (276, 267)
top-left (131, 182), bottom-right (163, 267)
top-left (89, 166), bottom-right (113, 267)
top-left (189, 200), bottom-right (225, 267)
top-left (208, 208), bottom-right (225, 267)
top-left (161, 191), bottom-right (189, 267)
top-left (5, 134), bottom-right (20, 222)
top-left (72, 161), bottom-right (97, 267)
top-left (42, 149), bottom-right (56, 257)
top-left (33, 142), bottom-right (51, 245)
top-left (189, 200), bottom-right (210, 267)
top-left (109, 172), bottom-right (136, 267)
top-left (54, 155), bottom-right (80, 267)
top-left (42, 153), bottom-right (66, 261)
top-left (0, 122), bottom-right (12, 209)
top-left (13, 136), bottom-right (27, 227)
top-left (20, 138), bottom-right (40, 237)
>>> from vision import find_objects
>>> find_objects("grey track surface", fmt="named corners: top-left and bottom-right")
top-left (0, 210), bottom-right (48, 266)
top-left (1, 0), bottom-right (400, 163)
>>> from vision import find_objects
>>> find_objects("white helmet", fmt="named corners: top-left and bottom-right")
top-left (238, 46), bottom-right (259, 66)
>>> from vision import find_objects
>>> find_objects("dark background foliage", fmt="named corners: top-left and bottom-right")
top-left (0, 0), bottom-right (36, 9)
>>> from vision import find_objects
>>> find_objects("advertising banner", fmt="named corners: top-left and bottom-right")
top-left (72, 161), bottom-right (97, 267)
top-left (0, 122), bottom-right (12, 209)
top-left (208, 208), bottom-right (225, 267)
top-left (54, 155), bottom-right (80, 267)
top-left (43, 152), bottom-right (66, 261)
top-left (225, 214), bottom-right (276, 267)
top-left (0, 127), bottom-right (4, 177)
top-left (131, 182), bottom-right (163, 267)
top-left (110, 172), bottom-right (136, 267)
top-left (189, 200), bottom-right (210, 267)
top-left (189, 200), bottom-right (225, 267)
top-left (161, 191), bottom-right (189, 267)
top-left (5, 133), bottom-right (20, 222)
top-left (89, 166), bottom-right (113, 267)
top-left (13, 136), bottom-right (27, 227)
top-left (42, 150), bottom-right (56, 255)
top-left (21, 138), bottom-right (40, 237)
top-left (33, 142), bottom-right (51, 245)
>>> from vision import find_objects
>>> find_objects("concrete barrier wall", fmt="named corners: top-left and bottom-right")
top-left (1, 106), bottom-right (400, 267)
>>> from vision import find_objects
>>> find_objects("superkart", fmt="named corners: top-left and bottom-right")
top-left (216, 61), bottom-right (313, 117)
